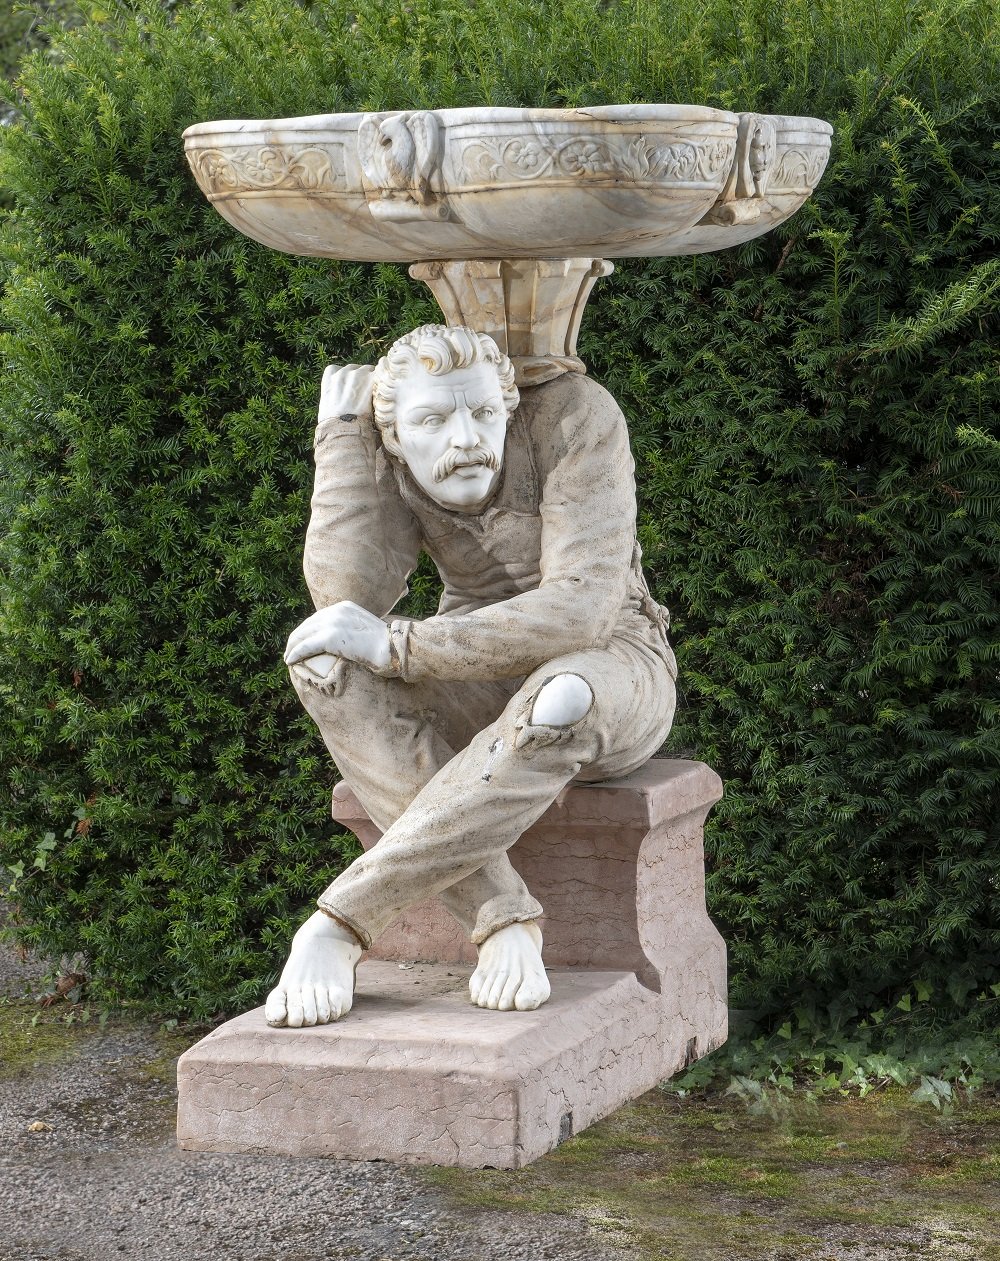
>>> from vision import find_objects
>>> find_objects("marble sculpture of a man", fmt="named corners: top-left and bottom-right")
top-left (264, 324), bottom-right (678, 1028)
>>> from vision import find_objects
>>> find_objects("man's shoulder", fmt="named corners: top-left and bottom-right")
top-left (519, 369), bottom-right (622, 412)
top-left (516, 371), bottom-right (628, 455)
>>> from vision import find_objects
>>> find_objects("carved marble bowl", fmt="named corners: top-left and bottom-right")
top-left (183, 105), bottom-right (832, 262)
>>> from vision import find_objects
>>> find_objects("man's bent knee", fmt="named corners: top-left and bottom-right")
top-left (512, 673), bottom-right (595, 752)
top-left (529, 673), bottom-right (594, 727)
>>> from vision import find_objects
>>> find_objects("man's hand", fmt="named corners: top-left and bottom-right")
top-left (319, 364), bottom-right (375, 423)
top-left (285, 600), bottom-right (391, 675)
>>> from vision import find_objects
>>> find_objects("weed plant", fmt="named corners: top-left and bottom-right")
top-left (671, 983), bottom-right (1000, 1104)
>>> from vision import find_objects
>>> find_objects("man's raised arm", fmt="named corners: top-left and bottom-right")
top-left (303, 364), bottom-right (421, 617)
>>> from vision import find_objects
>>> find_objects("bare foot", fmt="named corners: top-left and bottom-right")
top-left (469, 921), bottom-right (551, 1011)
top-left (264, 911), bottom-right (362, 1028)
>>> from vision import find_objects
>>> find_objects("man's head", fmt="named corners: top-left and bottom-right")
top-left (373, 324), bottom-right (519, 510)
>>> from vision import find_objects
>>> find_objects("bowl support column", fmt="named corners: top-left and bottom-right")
top-left (410, 257), bottom-right (614, 386)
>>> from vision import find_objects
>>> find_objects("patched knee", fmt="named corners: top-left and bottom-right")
top-left (528, 673), bottom-right (594, 727)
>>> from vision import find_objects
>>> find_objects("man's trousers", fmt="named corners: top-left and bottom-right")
top-left (293, 635), bottom-right (676, 950)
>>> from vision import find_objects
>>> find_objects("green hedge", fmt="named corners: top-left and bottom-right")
top-left (1, 0), bottom-right (997, 1022)
top-left (0, 2), bottom-right (78, 127)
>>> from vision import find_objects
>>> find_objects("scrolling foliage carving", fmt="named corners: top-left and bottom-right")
top-left (460, 135), bottom-right (736, 186)
top-left (188, 145), bottom-right (345, 195)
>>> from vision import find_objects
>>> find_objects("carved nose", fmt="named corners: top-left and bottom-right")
top-left (450, 409), bottom-right (479, 447)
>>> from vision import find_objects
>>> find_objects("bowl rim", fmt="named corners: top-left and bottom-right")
top-left (181, 102), bottom-right (760, 141)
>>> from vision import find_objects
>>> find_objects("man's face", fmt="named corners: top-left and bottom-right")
top-left (391, 361), bottom-right (508, 510)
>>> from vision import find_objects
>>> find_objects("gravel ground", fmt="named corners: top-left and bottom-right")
top-left (0, 930), bottom-right (625, 1261)
top-left (4, 926), bottom-right (998, 1261)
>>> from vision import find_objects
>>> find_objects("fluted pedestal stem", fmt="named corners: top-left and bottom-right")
top-left (410, 257), bottom-right (613, 386)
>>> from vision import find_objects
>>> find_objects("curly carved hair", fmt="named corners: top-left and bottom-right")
top-left (372, 324), bottom-right (519, 458)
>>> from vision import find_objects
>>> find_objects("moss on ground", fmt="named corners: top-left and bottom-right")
top-left (1, 995), bottom-right (204, 1101)
top-left (422, 1087), bottom-right (1000, 1260)
top-left (0, 998), bottom-right (101, 1079)
top-left (5, 998), bottom-right (997, 1260)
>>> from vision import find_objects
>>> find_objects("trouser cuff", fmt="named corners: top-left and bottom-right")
top-left (469, 894), bottom-right (544, 946)
top-left (315, 899), bottom-right (372, 951)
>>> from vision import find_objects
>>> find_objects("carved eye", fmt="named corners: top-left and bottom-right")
top-left (421, 414), bottom-right (445, 428)
top-left (474, 406), bottom-right (497, 421)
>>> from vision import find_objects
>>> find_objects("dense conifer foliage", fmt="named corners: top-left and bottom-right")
top-left (1, 0), bottom-right (997, 1020)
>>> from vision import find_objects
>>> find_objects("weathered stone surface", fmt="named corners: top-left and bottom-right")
top-left (177, 960), bottom-right (724, 1168)
top-left (409, 258), bottom-right (614, 386)
top-left (277, 362), bottom-right (681, 1024)
top-left (173, 94), bottom-right (834, 1168)
top-left (182, 106), bottom-right (832, 265)
top-left (177, 760), bottom-right (727, 1167)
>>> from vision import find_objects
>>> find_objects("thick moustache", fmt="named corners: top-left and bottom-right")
top-left (432, 446), bottom-right (500, 483)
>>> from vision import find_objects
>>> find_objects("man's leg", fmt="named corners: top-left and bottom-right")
top-left (295, 660), bottom-right (543, 929)
top-left (311, 639), bottom-right (674, 1012)
top-left (267, 639), bottom-right (674, 1025)
top-left (291, 659), bottom-right (511, 831)
top-left (266, 662), bottom-right (544, 1025)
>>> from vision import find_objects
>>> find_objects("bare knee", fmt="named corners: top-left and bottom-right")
top-left (529, 673), bottom-right (594, 727)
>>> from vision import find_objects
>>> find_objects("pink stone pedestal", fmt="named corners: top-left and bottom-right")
top-left (176, 758), bottom-right (727, 1168)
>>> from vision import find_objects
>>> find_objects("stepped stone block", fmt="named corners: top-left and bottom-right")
top-left (176, 758), bottom-right (727, 1167)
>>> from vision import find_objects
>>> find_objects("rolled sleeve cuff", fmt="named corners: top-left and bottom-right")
top-left (371, 617), bottom-right (412, 679)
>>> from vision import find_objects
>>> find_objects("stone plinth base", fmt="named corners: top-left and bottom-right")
top-left (176, 758), bottom-right (727, 1167)
top-left (177, 959), bottom-right (721, 1168)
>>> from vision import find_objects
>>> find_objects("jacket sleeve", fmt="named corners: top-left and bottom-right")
top-left (394, 375), bottom-right (636, 680)
top-left (303, 368), bottom-right (421, 616)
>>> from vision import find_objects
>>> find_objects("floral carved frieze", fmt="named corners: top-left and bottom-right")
top-left (458, 135), bottom-right (736, 186)
top-left (188, 144), bottom-right (346, 195)
top-left (769, 146), bottom-right (830, 192)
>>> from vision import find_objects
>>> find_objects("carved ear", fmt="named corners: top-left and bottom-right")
top-left (377, 421), bottom-right (405, 463)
